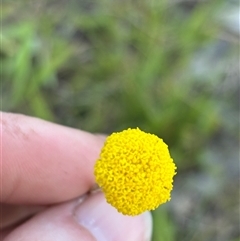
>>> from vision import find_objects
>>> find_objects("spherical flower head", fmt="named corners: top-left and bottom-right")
top-left (94, 128), bottom-right (177, 216)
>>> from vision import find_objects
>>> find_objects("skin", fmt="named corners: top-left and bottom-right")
top-left (0, 112), bottom-right (152, 241)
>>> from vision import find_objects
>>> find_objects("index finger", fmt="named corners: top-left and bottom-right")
top-left (1, 112), bottom-right (104, 204)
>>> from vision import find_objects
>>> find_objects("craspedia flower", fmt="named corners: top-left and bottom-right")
top-left (94, 128), bottom-right (177, 216)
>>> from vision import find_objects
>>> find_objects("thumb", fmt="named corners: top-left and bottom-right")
top-left (4, 192), bottom-right (152, 241)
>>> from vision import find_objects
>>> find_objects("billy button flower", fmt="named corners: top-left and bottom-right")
top-left (94, 128), bottom-right (177, 216)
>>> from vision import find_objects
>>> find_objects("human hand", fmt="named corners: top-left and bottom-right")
top-left (1, 112), bottom-right (152, 241)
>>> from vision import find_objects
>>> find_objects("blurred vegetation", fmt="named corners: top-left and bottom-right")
top-left (1, 0), bottom-right (239, 240)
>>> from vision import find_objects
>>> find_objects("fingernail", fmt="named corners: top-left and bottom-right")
top-left (73, 192), bottom-right (152, 241)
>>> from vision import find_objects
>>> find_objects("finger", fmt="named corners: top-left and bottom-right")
top-left (3, 192), bottom-right (152, 241)
top-left (0, 204), bottom-right (45, 229)
top-left (1, 112), bottom-right (105, 204)
top-left (3, 196), bottom-right (95, 241)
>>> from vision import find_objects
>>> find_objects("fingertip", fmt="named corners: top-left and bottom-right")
top-left (4, 193), bottom-right (152, 241)
top-left (74, 192), bottom-right (152, 241)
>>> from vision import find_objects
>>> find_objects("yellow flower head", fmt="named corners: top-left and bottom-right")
top-left (94, 128), bottom-right (177, 216)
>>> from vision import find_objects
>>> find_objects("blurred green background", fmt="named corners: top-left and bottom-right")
top-left (1, 0), bottom-right (239, 240)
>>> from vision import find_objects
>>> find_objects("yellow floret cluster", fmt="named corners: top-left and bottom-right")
top-left (94, 128), bottom-right (177, 216)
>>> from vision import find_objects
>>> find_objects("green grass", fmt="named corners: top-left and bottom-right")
top-left (1, 0), bottom-right (239, 240)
